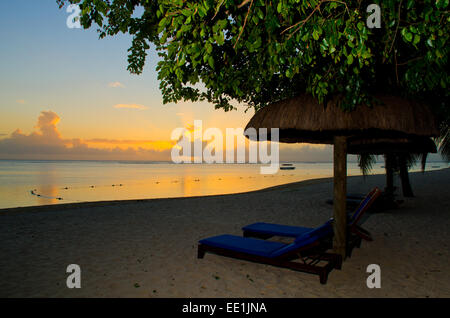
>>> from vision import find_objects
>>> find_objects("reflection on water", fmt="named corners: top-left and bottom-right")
top-left (34, 165), bottom-right (61, 206)
top-left (0, 160), bottom-right (447, 209)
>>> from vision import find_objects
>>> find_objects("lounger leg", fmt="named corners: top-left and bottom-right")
top-left (356, 236), bottom-right (362, 248)
top-left (347, 245), bottom-right (353, 258)
top-left (345, 235), bottom-right (361, 258)
top-left (333, 254), bottom-right (343, 270)
top-left (198, 244), bottom-right (340, 284)
top-left (318, 253), bottom-right (342, 270)
top-left (319, 270), bottom-right (328, 285)
top-left (197, 245), bottom-right (206, 259)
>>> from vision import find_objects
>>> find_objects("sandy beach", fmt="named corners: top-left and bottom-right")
top-left (0, 168), bottom-right (449, 298)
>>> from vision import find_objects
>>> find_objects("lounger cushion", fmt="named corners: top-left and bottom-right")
top-left (199, 234), bottom-right (320, 258)
top-left (270, 235), bottom-right (320, 257)
top-left (242, 222), bottom-right (313, 237)
top-left (243, 220), bottom-right (333, 240)
top-left (296, 220), bottom-right (333, 241)
top-left (199, 235), bottom-right (286, 257)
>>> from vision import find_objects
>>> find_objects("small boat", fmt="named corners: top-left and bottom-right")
top-left (280, 163), bottom-right (295, 170)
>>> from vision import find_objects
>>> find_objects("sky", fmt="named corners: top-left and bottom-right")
top-left (0, 1), bottom-right (442, 163)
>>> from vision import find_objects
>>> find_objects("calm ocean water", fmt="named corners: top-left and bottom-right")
top-left (0, 160), bottom-right (447, 209)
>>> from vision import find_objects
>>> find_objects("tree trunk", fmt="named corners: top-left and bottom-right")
top-left (384, 154), bottom-right (395, 198)
top-left (333, 136), bottom-right (347, 259)
top-left (399, 155), bottom-right (414, 197)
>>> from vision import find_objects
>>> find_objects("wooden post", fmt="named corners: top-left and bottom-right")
top-left (333, 136), bottom-right (347, 259)
top-left (384, 154), bottom-right (394, 194)
top-left (384, 154), bottom-right (395, 199)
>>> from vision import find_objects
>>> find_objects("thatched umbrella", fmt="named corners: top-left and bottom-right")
top-left (245, 94), bottom-right (439, 258)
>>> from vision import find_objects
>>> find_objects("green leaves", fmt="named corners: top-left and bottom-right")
top-left (57, 0), bottom-right (449, 115)
top-left (207, 56), bottom-right (214, 69)
top-left (312, 29), bottom-right (320, 41)
top-left (401, 28), bottom-right (414, 42)
top-left (347, 54), bottom-right (354, 65)
top-left (436, 0), bottom-right (449, 9)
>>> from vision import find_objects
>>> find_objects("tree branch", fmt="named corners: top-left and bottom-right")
top-left (397, 56), bottom-right (424, 66)
top-left (281, 0), bottom-right (348, 39)
top-left (211, 0), bottom-right (225, 21)
top-left (388, 0), bottom-right (403, 55)
top-left (281, 1), bottom-right (323, 36)
top-left (234, 0), bottom-right (253, 49)
top-left (237, 0), bottom-right (252, 9)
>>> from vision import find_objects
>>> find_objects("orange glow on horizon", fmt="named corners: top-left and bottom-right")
top-left (81, 139), bottom-right (175, 151)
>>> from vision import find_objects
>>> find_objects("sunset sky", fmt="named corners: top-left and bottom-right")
top-left (0, 1), bottom-right (442, 163)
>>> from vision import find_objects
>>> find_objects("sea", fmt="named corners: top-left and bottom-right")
top-left (0, 160), bottom-right (447, 209)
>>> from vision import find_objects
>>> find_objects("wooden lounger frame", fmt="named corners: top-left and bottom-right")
top-left (243, 226), bottom-right (365, 259)
top-left (198, 240), bottom-right (342, 284)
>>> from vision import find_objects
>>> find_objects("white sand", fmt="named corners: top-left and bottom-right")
top-left (0, 169), bottom-right (449, 297)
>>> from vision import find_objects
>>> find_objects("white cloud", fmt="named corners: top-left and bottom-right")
top-left (114, 104), bottom-right (148, 110)
top-left (108, 82), bottom-right (125, 88)
top-left (16, 99), bottom-right (26, 104)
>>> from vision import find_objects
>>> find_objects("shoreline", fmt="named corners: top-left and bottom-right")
top-left (2, 168), bottom-right (448, 215)
top-left (0, 176), bottom-right (333, 215)
top-left (0, 175), bottom-right (338, 214)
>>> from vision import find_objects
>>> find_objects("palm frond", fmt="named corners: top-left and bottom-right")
top-left (402, 153), bottom-right (428, 172)
top-left (437, 124), bottom-right (450, 162)
top-left (357, 154), bottom-right (377, 176)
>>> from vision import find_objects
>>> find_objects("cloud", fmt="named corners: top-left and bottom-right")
top-left (16, 99), bottom-right (26, 104)
top-left (0, 111), bottom-right (172, 161)
top-left (35, 111), bottom-right (62, 140)
top-left (0, 111), bottom-right (359, 163)
top-left (108, 82), bottom-right (125, 88)
top-left (114, 104), bottom-right (148, 110)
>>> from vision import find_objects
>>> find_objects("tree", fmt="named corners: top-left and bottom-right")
top-left (358, 152), bottom-right (429, 198)
top-left (58, 0), bottom-right (449, 148)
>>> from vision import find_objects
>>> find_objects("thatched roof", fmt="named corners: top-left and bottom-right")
top-left (245, 94), bottom-right (439, 144)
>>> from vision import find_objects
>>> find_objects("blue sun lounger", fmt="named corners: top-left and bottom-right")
top-left (242, 188), bottom-right (382, 255)
top-left (198, 220), bottom-right (342, 284)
